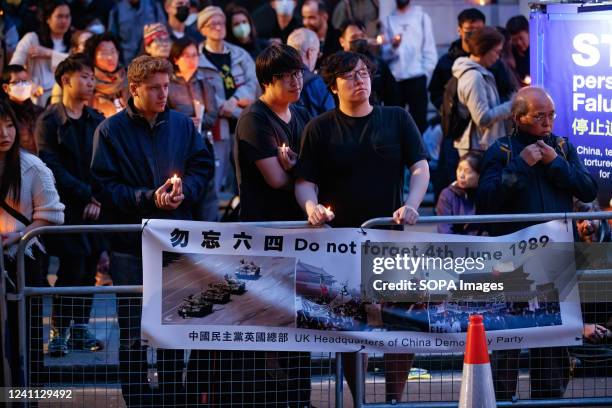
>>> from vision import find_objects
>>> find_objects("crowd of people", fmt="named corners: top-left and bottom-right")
top-left (0, 0), bottom-right (610, 406)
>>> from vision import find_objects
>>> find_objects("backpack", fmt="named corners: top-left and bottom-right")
top-left (440, 69), bottom-right (475, 141)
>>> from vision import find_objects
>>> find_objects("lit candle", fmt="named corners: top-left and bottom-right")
top-left (281, 143), bottom-right (288, 153)
top-left (194, 99), bottom-right (204, 121)
top-left (325, 206), bottom-right (333, 217)
top-left (524, 75), bottom-right (532, 85)
top-left (170, 174), bottom-right (181, 185)
top-left (393, 34), bottom-right (402, 43)
top-left (376, 34), bottom-right (385, 45)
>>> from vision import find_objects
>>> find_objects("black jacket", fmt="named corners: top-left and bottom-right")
top-left (36, 103), bottom-right (105, 255)
top-left (428, 39), bottom-right (518, 111)
top-left (476, 131), bottom-right (598, 235)
top-left (91, 99), bottom-right (215, 255)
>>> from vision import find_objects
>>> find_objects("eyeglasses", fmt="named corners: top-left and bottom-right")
top-left (531, 112), bottom-right (557, 123)
top-left (339, 68), bottom-right (370, 81)
top-left (274, 69), bottom-right (304, 82)
top-left (9, 80), bottom-right (32, 86)
top-left (205, 21), bottom-right (225, 28)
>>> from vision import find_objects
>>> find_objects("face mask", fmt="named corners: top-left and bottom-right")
top-left (274, 0), bottom-right (295, 17)
top-left (396, 0), bottom-right (410, 9)
top-left (88, 23), bottom-right (105, 35)
top-left (349, 39), bottom-right (369, 54)
top-left (184, 12), bottom-right (198, 26)
top-left (9, 82), bottom-right (32, 102)
top-left (232, 22), bottom-right (251, 40)
top-left (175, 5), bottom-right (190, 23)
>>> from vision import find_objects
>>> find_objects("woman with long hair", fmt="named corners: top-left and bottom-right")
top-left (0, 100), bottom-right (64, 385)
top-left (9, 0), bottom-right (72, 107)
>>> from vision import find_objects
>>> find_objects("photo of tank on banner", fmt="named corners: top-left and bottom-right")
top-left (140, 219), bottom-right (583, 353)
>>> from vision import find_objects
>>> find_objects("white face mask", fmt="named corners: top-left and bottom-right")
top-left (88, 23), bottom-right (105, 35)
top-left (232, 22), bottom-right (251, 40)
top-left (184, 12), bottom-right (198, 27)
top-left (9, 82), bottom-right (33, 102)
top-left (274, 0), bottom-right (295, 17)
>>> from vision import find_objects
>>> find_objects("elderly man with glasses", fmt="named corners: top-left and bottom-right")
top-left (477, 86), bottom-right (598, 400)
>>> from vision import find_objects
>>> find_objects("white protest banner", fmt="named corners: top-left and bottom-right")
top-left (141, 219), bottom-right (582, 353)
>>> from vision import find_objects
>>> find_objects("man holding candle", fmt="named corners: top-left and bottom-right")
top-left (91, 55), bottom-right (214, 406)
top-left (221, 43), bottom-right (310, 406)
top-left (234, 43), bottom-right (310, 222)
top-left (294, 50), bottom-right (429, 403)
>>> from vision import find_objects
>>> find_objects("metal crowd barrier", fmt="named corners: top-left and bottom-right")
top-left (5, 212), bottom-right (612, 407)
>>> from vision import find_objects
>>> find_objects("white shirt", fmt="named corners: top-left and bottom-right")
top-left (381, 6), bottom-right (438, 81)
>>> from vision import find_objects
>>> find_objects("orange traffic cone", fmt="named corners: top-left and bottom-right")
top-left (459, 314), bottom-right (496, 408)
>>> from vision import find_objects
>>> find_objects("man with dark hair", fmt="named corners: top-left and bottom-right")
top-left (1, 65), bottom-right (44, 154)
top-left (91, 55), bottom-right (214, 406)
top-left (477, 87), bottom-right (597, 399)
top-left (236, 42), bottom-right (309, 221)
top-left (506, 15), bottom-right (530, 83)
top-left (338, 20), bottom-right (399, 106)
top-left (301, 0), bottom-right (341, 64)
top-left (36, 54), bottom-right (105, 357)
top-left (205, 42), bottom-right (311, 407)
top-left (164, 0), bottom-right (203, 42)
top-left (295, 50), bottom-right (429, 403)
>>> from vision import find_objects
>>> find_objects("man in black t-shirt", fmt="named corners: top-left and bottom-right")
top-left (235, 43), bottom-right (310, 221)
top-left (294, 51), bottom-right (430, 403)
top-left (231, 43), bottom-right (311, 407)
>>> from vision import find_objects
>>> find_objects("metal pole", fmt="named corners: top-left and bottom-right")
top-left (354, 353), bottom-right (365, 408)
top-left (335, 353), bottom-right (343, 408)
top-left (363, 397), bottom-right (612, 407)
top-left (360, 211), bottom-right (612, 228)
top-left (0, 237), bottom-right (11, 388)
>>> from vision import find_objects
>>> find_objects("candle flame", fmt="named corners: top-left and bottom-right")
top-left (326, 206), bottom-right (332, 212)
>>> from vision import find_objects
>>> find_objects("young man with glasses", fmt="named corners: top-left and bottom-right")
top-left (235, 43), bottom-right (310, 222)
top-left (294, 51), bottom-right (430, 403)
top-left (477, 87), bottom-right (598, 400)
top-left (201, 43), bottom-right (311, 407)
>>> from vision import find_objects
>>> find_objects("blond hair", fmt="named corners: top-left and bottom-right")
top-left (127, 55), bottom-right (173, 85)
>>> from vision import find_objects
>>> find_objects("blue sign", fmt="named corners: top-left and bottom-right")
top-left (531, 5), bottom-right (612, 207)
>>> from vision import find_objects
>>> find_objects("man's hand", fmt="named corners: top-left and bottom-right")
top-left (1, 232), bottom-right (22, 247)
top-left (307, 204), bottom-right (335, 226)
top-left (191, 116), bottom-right (201, 130)
top-left (391, 34), bottom-right (402, 48)
top-left (584, 324), bottom-right (610, 343)
top-left (154, 179), bottom-right (185, 210)
top-left (83, 203), bottom-right (101, 220)
top-left (537, 140), bottom-right (558, 165)
top-left (519, 144), bottom-right (543, 166)
top-left (219, 97), bottom-right (238, 117)
top-left (277, 146), bottom-right (297, 171)
top-left (393, 205), bottom-right (419, 225)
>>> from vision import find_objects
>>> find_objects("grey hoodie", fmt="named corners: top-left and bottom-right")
top-left (452, 56), bottom-right (512, 152)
